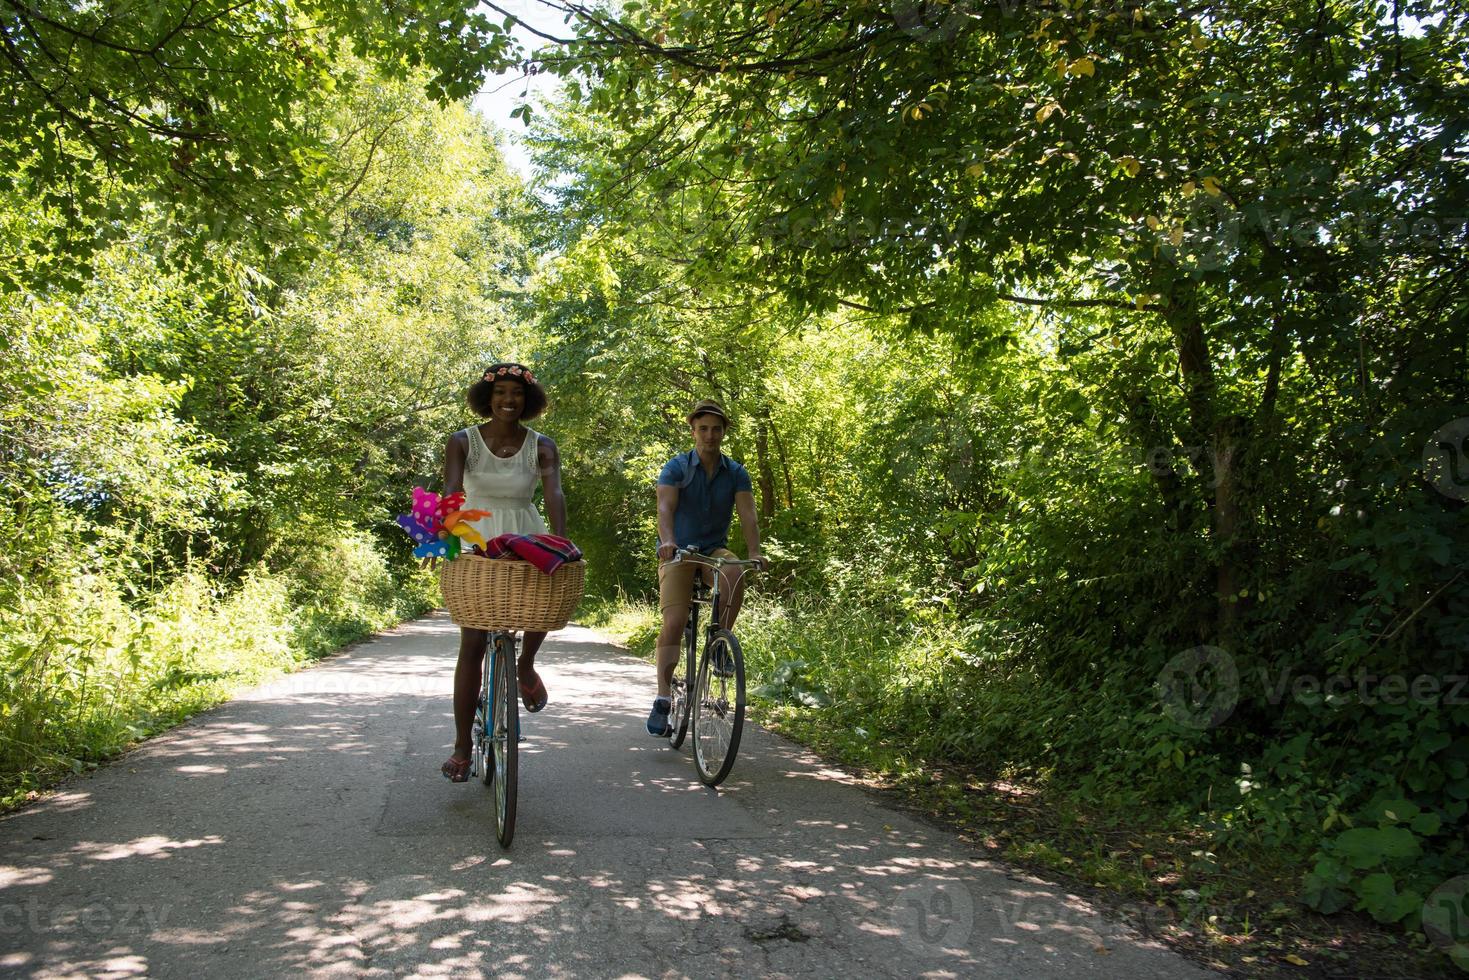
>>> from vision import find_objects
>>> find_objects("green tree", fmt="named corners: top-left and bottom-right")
top-left (0, 59), bottom-right (535, 797)
top-left (0, 0), bottom-right (524, 290)
top-left (534, 0), bottom-right (1468, 639)
top-left (522, 0), bottom-right (1469, 928)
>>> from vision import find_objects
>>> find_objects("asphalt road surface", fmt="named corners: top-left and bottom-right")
top-left (0, 614), bottom-right (1214, 978)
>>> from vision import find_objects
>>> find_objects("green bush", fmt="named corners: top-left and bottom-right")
top-left (0, 533), bottom-right (434, 808)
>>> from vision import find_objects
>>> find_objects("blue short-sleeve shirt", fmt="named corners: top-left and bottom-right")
top-left (658, 450), bottom-right (753, 551)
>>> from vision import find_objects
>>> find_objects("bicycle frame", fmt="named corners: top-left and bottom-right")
top-left (666, 549), bottom-right (760, 785)
top-left (483, 630), bottom-right (518, 739)
top-left (671, 548), bottom-right (760, 637)
top-left (472, 629), bottom-right (518, 847)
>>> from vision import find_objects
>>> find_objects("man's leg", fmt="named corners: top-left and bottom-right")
top-left (648, 558), bottom-right (695, 735)
top-left (655, 608), bottom-right (685, 696)
top-left (521, 630), bottom-right (546, 665)
top-left (655, 558), bottom-right (697, 694)
top-left (711, 548), bottom-right (746, 631)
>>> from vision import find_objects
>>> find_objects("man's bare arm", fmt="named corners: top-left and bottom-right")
top-left (734, 490), bottom-right (766, 568)
top-left (656, 484), bottom-right (679, 560)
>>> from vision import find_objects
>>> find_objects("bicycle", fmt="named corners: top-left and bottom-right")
top-left (664, 548), bottom-right (761, 786)
top-left (440, 553), bottom-right (585, 850)
top-left (469, 630), bottom-right (519, 848)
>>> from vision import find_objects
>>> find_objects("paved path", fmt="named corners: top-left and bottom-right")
top-left (0, 615), bottom-right (1213, 978)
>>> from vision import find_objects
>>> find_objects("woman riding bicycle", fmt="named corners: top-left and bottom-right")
top-left (439, 363), bottom-right (567, 782)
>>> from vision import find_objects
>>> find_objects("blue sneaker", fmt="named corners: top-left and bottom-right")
top-left (646, 696), bottom-right (672, 737)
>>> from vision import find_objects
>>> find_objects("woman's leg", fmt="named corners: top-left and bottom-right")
top-left (519, 630), bottom-right (546, 671)
top-left (451, 628), bottom-right (488, 761)
top-left (518, 631), bottom-right (549, 711)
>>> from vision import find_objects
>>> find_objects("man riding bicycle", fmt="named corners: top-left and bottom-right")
top-left (647, 398), bottom-right (767, 737)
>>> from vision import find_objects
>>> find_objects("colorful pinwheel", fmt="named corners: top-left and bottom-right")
top-left (396, 488), bottom-right (490, 561)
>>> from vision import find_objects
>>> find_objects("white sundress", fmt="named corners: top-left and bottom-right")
top-left (461, 425), bottom-right (548, 544)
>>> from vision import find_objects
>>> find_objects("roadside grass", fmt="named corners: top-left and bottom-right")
top-left (0, 537), bottom-right (439, 811)
top-left (581, 593), bottom-right (1460, 979)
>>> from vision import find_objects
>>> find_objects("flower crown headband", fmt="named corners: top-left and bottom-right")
top-left (483, 364), bottom-right (537, 386)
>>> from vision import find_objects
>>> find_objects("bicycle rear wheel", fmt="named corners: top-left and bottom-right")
top-left (668, 605), bottom-right (696, 749)
top-left (691, 629), bottom-right (744, 787)
top-left (491, 633), bottom-right (519, 847)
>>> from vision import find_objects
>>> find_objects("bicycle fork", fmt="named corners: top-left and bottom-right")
top-left (482, 639), bottom-right (521, 744)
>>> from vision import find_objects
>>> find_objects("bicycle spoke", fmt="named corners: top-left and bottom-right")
top-left (489, 633), bottom-right (518, 848)
top-left (473, 696), bottom-right (489, 784)
top-left (692, 630), bottom-right (745, 787)
top-left (668, 604), bottom-right (696, 748)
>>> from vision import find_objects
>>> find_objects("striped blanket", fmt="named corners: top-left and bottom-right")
top-left (481, 533), bottom-right (583, 574)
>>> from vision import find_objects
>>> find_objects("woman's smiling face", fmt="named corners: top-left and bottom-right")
top-left (490, 379), bottom-right (525, 421)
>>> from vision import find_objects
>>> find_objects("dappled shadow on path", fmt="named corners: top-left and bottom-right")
top-left (0, 616), bottom-right (1200, 979)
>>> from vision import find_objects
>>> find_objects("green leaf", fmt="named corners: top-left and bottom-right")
top-left (1332, 827), bottom-right (1421, 870)
top-left (1355, 873), bottom-right (1407, 924)
top-left (1409, 811), bottom-right (1442, 835)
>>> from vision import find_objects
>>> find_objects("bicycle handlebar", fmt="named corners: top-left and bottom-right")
top-left (670, 548), bottom-right (763, 570)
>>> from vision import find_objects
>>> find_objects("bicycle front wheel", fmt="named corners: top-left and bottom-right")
top-left (491, 634), bottom-right (519, 847)
top-left (691, 629), bottom-right (745, 787)
top-left (474, 674), bottom-right (493, 787)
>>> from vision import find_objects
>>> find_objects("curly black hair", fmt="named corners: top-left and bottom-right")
top-left (467, 363), bottom-right (548, 421)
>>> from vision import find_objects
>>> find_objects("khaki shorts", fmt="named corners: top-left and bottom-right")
top-left (658, 547), bottom-right (737, 615)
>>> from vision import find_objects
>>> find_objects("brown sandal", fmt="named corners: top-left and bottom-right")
top-left (518, 671), bottom-right (548, 713)
top-left (440, 756), bottom-right (470, 782)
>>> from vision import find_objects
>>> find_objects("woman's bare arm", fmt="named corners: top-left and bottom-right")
top-left (443, 431), bottom-right (468, 495)
top-left (538, 434), bottom-right (567, 537)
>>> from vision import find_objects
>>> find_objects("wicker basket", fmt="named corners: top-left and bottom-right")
top-left (439, 556), bottom-right (586, 631)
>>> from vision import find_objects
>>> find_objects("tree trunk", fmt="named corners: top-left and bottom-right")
top-left (1126, 389), bottom-right (1189, 535)
top-left (1212, 413), bottom-right (1249, 641)
top-left (769, 414), bottom-right (795, 509)
top-left (1165, 306), bottom-right (1245, 641)
top-left (755, 409), bottom-right (777, 521)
